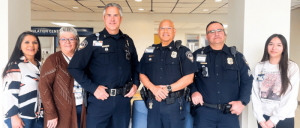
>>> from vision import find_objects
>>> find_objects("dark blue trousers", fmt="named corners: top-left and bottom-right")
top-left (257, 115), bottom-right (294, 128)
top-left (193, 106), bottom-right (239, 128)
top-left (147, 96), bottom-right (186, 128)
top-left (76, 105), bottom-right (82, 128)
top-left (86, 95), bottom-right (131, 128)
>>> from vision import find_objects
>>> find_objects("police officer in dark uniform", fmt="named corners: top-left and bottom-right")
top-left (137, 19), bottom-right (197, 128)
top-left (67, 3), bottom-right (139, 128)
top-left (190, 21), bottom-right (254, 128)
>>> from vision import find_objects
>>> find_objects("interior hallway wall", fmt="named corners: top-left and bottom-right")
top-left (290, 8), bottom-right (300, 101)
top-left (120, 13), bottom-right (154, 60)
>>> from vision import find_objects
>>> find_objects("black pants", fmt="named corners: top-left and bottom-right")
top-left (257, 115), bottom-right (294, 128)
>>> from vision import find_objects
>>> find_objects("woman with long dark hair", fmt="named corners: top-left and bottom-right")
top-left (2, 31), bottom-right (44, 128)
top-left (251, 34), bottom-right (299, 128)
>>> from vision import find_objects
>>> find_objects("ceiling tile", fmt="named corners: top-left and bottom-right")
top-left (153, 2), bottom-right (176, 7)
top-left (172, 7), bottom-right (194, 13)
top-left (176, 3), bottom-right (200, 8)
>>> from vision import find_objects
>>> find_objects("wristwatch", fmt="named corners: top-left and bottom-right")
top-left (167, 85), bottom-right (172, 92)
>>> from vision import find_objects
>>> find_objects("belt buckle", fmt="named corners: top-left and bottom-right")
top-left (218, 104), bottom-right (222, 110)
top-left (110, 89), bottom-right (116, 96)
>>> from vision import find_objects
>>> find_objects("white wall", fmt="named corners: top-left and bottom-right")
top-left (120, 13), bottom-right (154, 60)
top-left (290, 8), bottom-right (300, 102)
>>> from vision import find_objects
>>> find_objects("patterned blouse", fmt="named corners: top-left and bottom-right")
top-left (2, 56), bottom-right (43, 119)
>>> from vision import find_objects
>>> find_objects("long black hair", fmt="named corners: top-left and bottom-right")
top-left (261, 34), bottom-right (290, 96)
top-left (2, 31), bottom-right (41, 78)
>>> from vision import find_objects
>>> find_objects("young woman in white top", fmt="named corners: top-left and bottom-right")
top-left (251, 34), bottom-right (299, 128)
top-left (2, 31), bottom-right (44, 128)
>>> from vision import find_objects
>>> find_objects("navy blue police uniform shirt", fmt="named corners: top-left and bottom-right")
top-left (68, 28), bottom-right (140, 94)
top-left (137, 41), bottom-right (197, 86)
top-left (190, 44), bottom-right (253, 105)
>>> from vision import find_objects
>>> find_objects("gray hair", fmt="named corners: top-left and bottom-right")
top-left (57, 27), bottom-right (79, 49)
top-left (103, 3), bottom-right (123, 17)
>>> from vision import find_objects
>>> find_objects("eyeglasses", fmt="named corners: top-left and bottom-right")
top-left (124, 45), bottom-right (131, 60)
top-left (159, 27), bottom-right (174, 31)
top-left (60, 38), bottom-right (76, 43)
top-left (207, 29), bottom-right (224, 35)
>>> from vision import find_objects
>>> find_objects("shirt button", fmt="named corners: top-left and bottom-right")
top-left (218, 91), bottom-right (220, 93)
top-left (219, 100), bottom-right (220, 102)
top-left (160, 77), bottom-right (162, 79)
top-left (161, 59), bottom-right (163, 61)
top-left (163, 51), bottom-right (164, 53)
top-left (119, 67), bottom-right (121, 69)
top-left (119, 58), bottom-right (121, 59)
top-left (172, 62), bottom-right (174, 64)
top-left (216, 73), bottom-right (218, 76)
top-left (217, 82), bottom-right (219, 84)
top-left (160, 68), bottom-right (162, 70)
top-left (216, 65), bottom-right (218, 67)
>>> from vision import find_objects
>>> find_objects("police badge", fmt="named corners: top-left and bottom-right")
top-left (171, 51), bottom-right (177, 58)
top-left (78, 40), bottom-right (88, 51)
top-left (227, 57), bottom-right (233, 65)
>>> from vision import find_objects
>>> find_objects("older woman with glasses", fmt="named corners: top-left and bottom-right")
top-left (39, 27), bottom-right (84, 128)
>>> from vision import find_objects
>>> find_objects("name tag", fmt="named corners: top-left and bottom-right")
top-left (73, 85), bottom-right (82, 93)
top-left (196, 54), bottom-right (206, 62)
top-left (93, 40), bottom-right (102, 46)
top-left (145, 47), bottom-right (155, 53)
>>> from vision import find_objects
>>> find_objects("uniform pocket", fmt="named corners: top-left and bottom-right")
top-left (224, 65), bottom-right (239, 82)
top-left (98, 47), bottom-right (115, 64)
top-left (145, 57), bottom-right (156, 77)
top-left (166, 58), bottom-right (181, 76)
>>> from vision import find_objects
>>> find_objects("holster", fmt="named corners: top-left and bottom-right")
top-left (122, 81), bottom-right (133, 96)
top-left (140, 86), bottom-right (148, 108)
top-left (222, 104), bottom-right (232, 114)
top-left (184, 88), bottom-right (191, 102)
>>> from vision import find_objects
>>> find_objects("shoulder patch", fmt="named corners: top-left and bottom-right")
top-left (186, 51), bottom-right (194, 62)
top-left (78, 40), bottom-right (88, 51)
top-left (242, 55), bottom-right (249, 66)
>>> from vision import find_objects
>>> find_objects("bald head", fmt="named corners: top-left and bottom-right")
top-left (159, 19), bottom-right (174, 28)
top-left (158, 19), bottom-right (176, 45)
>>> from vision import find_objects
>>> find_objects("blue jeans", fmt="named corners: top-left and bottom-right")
top-left (5, 117), bottom-right (44, 128)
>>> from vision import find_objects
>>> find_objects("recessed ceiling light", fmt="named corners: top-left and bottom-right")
top-left (135, 0), bottom-right (142, 2)
top-left (138, 8), bottom-right (144, 11)
top-left (224, 24), bottom-right (228, 28)
top-left (51, 22), bottom-right (76, 27)
top-left (73, 7), bottom-right (79, 9)
top-left (215, 0), bottom-right (222, 2)
top-left (203, 9), bottom-right (209, 11)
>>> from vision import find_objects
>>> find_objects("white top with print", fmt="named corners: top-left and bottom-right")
top-left (251, 60), bottom-right (299, 125)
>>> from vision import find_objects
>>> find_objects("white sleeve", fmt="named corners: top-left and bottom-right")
top-left (251, 63), bottom-right (266, 123)
top-left (2, 64), bottom-right (22, 118)
top-left (269, 63), bottom-right (300, 125)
